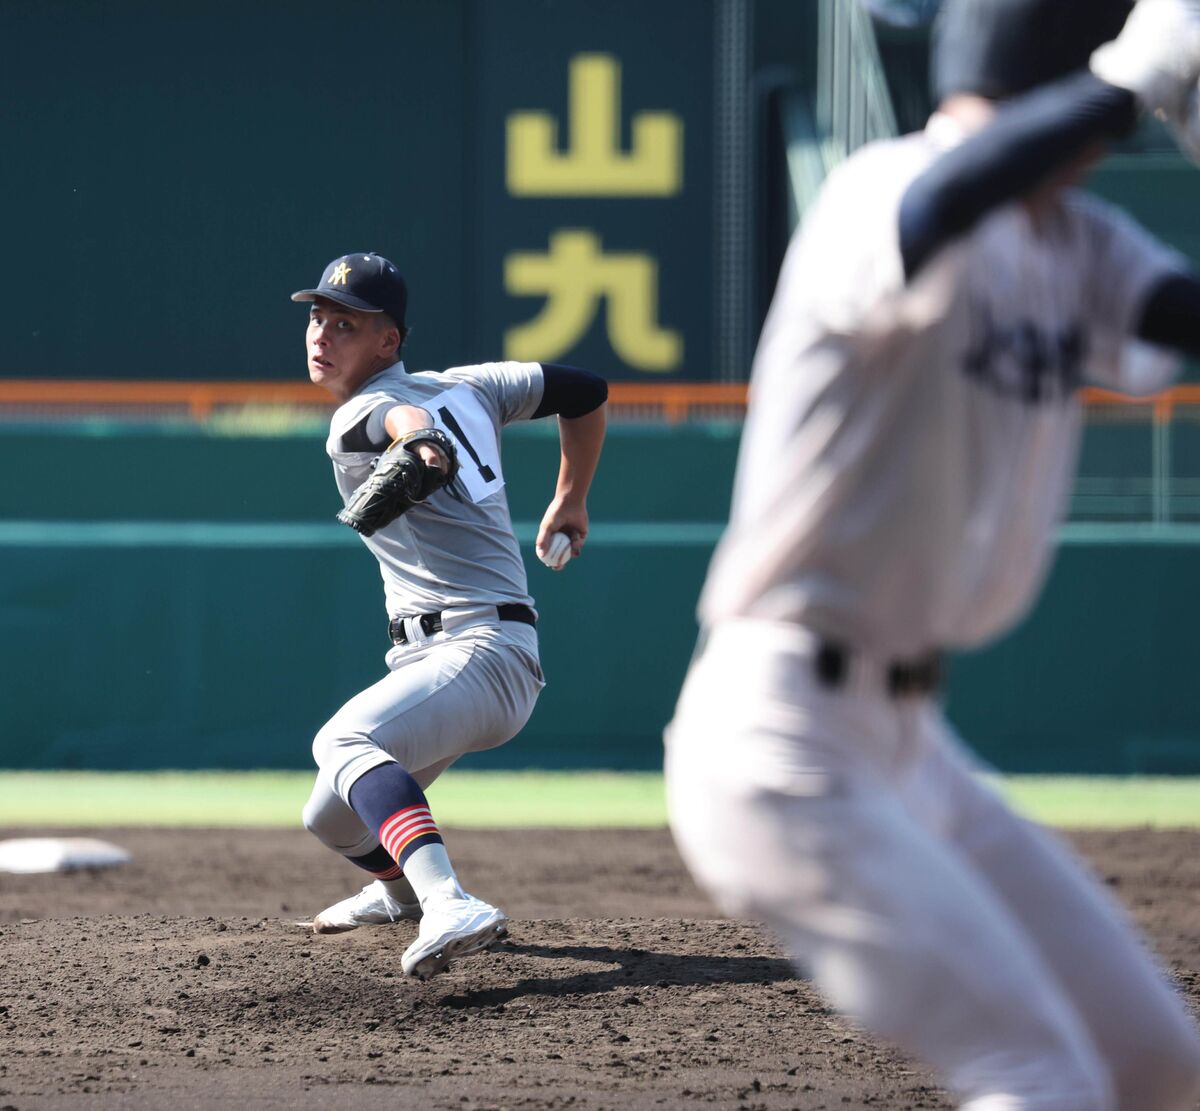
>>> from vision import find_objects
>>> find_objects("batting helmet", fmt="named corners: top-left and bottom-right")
top-left (933, 0), bottom-right (1135, 101)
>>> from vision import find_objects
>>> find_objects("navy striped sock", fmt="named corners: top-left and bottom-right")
top-left (348, 763), bottom-right (444, 870)
top-left (346, 844), bottom-right (403, 880)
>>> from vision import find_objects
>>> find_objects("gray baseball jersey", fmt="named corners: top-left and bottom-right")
top-left (303, 357), bottom-right (548, 859)
top-left (327, 360), bottom-right (545, 618)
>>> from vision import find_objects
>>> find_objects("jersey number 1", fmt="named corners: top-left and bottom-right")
top-left (438, 405), bottom-right (496, 483)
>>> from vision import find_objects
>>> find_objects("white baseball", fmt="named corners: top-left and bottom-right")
top-left (538, 531), bottom-right (573, 570)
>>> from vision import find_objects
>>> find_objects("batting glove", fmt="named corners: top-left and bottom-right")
top-left (1091, 0), bottom-right (1200, 120)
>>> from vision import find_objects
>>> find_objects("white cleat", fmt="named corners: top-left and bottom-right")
top-left (400, 891), bottom-right (509, 979)
top-left (311, 880), bottom-right (423, 934)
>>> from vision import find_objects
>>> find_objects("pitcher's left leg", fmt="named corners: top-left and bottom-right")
top-left (306, 631), bottom-right (541, 955)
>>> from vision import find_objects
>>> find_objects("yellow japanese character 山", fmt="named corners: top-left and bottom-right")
top-left (507, 54), bottom-right (682, 197)
top-left (504, 230), bottom-right (682, 372)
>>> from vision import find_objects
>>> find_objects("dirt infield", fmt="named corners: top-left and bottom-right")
top-left (1, 827), bottom-right (1197, 1110)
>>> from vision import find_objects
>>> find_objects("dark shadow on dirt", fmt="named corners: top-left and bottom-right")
top-left (435, 940), bottom-right (798, 1008)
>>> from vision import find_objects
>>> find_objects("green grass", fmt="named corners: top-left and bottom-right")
top-left (0, 771), bottom-right (669, 829)
top-left (0, 771), bottom-right (1196, 829)
top-left (989, 775), bottom-right (1200, 829)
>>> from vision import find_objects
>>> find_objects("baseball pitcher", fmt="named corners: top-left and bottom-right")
top-left (294, 252), bottom-right (607, 979)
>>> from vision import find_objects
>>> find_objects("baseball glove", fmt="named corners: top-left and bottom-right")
top-left (336, 428), bottom-right (460, 536)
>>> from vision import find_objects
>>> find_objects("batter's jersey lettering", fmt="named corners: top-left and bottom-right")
top-left (961, 301), bottom-right (1085, 403)
top-left (699, 113), bottom-right (1186, 657)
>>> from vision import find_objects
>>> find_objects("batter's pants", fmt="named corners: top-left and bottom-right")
top-left (665, 620), bottom-right (1200, 1111)
top-left (303, 610), bottom-right (544, 858)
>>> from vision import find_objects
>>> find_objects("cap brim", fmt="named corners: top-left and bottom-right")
top-left (290, 289), bottom-right (384, 312)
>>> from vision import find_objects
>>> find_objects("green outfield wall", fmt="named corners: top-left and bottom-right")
top-left (2, 423), bottom-right (1200, 775)
top-left (0, 423), bottom-right (736, 774)
top-left (7, 1), bottom-right (1200, 780)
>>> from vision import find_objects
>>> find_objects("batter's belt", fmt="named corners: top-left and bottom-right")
top-left (813, 639), bottom-right (943, 698)
top-left (388, 603), bottom-right (536, 646)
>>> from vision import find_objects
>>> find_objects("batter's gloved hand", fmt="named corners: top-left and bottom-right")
top-left (1091, 0), bottom-right (1200, 124)
top-left (336, 428), bottom-right (460, 537)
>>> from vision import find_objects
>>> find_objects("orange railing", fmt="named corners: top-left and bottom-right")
top-left (1, 379), bottom-right (1199, 424)
top-left (0, 379), bottom-right (750, 424)
top-left (1082, 384), bottom-right (1200, 422)
top-left (0, 380), bottom-right (329, 422)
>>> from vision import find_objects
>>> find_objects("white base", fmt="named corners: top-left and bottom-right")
top-left (0, 837), bottom-right (132, 874)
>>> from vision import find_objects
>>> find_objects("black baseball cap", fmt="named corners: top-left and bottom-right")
top-left (291, 252), bottom-right (407, 328)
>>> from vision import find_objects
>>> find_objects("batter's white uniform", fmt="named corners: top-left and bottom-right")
top-left (303, 360), bottom-right (546, 858)
top-left (666, 115), bottom-right (1200, 1110)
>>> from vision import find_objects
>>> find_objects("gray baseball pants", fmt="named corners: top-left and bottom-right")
top-left (303, 609), bottom-right (544, 857)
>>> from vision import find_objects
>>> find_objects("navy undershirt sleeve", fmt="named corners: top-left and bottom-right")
top-left (338, 405), bottom-right (393, 452)
top-left (363, 404), bottom-right (392, 448)
top-left (532, 363), bottom-right (609, 419)
top-left (899, 72), bottom-right (1139, 282)
top-left (1138, 272), bottom-right (1200, 357)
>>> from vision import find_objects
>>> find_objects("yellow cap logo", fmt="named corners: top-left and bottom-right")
top-left (329, 262), bottom-right (352, 286)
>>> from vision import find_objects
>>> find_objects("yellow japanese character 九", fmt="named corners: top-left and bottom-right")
top-left (504, 230), bottom-right (682, 372)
